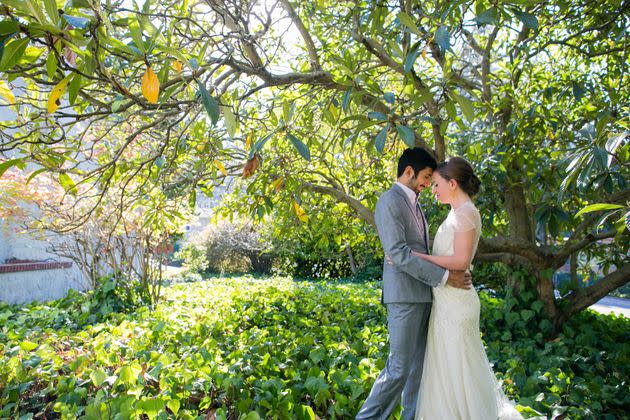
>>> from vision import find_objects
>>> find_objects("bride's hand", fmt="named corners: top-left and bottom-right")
top-left (412, 251), bottom-right (429, 259)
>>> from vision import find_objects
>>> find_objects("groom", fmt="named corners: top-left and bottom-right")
top-left (356, 147), bottom-right (472, 420)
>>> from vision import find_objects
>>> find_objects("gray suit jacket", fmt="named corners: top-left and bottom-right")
top-left (375, 184), bottom-right (446, 303)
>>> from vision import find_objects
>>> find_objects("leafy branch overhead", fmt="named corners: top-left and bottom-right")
top-left (0, 0), bottom-right (628, 328)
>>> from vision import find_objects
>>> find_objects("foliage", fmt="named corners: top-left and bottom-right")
top-left (186, 220), bottom-right (274, 275)
top-left (173, 242), bottom-right (209, 274)
top-left (0, 0), bottom-right (628, 328)
top-left (1, 276), bottom-right (628, 418)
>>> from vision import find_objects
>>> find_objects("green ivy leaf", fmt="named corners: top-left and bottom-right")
top-left (90, 368), bottom-right (107, 387)
top-left (19, 341), bottom-right (38, 351)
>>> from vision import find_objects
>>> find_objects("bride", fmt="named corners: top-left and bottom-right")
top-left (413, 157), bottom-right (523, 420)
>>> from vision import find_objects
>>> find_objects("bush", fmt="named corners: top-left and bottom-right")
top-left (181, 220), bottom-right (274, 274)
top-left (174, 242), bottom-right (208, 273)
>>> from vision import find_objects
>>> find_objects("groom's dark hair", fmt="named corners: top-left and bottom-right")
top-left (397, 147), bottom-right (437, 178)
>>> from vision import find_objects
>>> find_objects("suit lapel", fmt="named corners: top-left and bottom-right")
top-left (417, 203), bottom-right (429, 251)
top-left (392, 184), bottom-right (424, 239)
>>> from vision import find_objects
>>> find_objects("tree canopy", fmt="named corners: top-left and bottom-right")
top-left (0, 0), bottom-right (628, 329)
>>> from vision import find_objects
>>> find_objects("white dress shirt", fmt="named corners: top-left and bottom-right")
top-left (395, 182), bottom-right (449, 287)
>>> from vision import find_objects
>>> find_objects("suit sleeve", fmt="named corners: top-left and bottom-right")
top-left (375, 196), bottom-right (446, 287)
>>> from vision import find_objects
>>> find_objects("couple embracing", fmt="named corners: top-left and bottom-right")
top-left (356, 148), bottom-right (523, 420)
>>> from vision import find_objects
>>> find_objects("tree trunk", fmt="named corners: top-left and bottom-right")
top-left (535, 267), bottom-right (559, 322)
top-left (345, 245), bottom-right (358, 276)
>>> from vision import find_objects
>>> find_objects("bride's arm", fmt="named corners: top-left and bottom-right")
top-left (413, 229), bottom-right (475, 271)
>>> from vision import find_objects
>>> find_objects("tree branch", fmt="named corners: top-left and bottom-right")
top-left (301, 182), bottom-right (375, 226)
top-left (564, 262), bottom-right (630, 317)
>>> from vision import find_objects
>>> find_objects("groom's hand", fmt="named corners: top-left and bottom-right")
top-left (447, 270), bottom-right (472, 289)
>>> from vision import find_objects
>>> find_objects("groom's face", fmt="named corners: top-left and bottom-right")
top-left (409, 167), bottom-right (434, 193)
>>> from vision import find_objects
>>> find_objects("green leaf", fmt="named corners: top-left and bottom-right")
top-left (396, 12), bottom-right (421, 36)
top-left (342, 89), bottom-right (352, 113)
top-left (197, 82), bottom-right (220, 126)
top-left (513, 9), bottom-right (539, 30)
top-left (404, 46), bottom-right (421, 73)
top-left (572, 81), bottom-right (586, 102)
top-left (296, 405), bottom-right (316, 420)
top-left (62, 14), bottom-right (91, 29)
top-left (451, 92), bottom-right (474, 122)
top-left (45, 52), bottom-right (57, 79)
top-left (0, 20), bottom-right (20, 36)
top-left (242, 412), bottom-right (260, 420)
top-left (58, 172), bottom-right (78, 196)
top-left (44, 0), bottom-right (60, 25)
top-left (434, 26), bottom-right (450, 52)
top-left (283, 100), bottom-right (291, 123)
top-left (156, 45), bottom-right (190, 67)
top-left (222, 105), bottom-right (238, 137)
top-left (445, 99), bottom-right (457, 120)
top-left (575, 203), bottom-right (624, 217)
top-left (26, 168), bottom-right (46, 184)
top-left (396, 124), bottom-right (416, 147)
top-left (90, 369), bottom-right (107, 386)
top-left (374, 125), bottom-right (389, 154)
top-left (0, 37), bottom-right (29, 71)
top-left (117, 364), bottom-right (141, 386)
top-left (474, 7), bottom-right (498, 26)
top-left (166, 399), bottom-right (180, 415)
top-left (0, 158), bottom-right (24, 178)
top-left (287, 133), bottom-right (311, 161)
top-left (19, 341), bottom-right (39, 351)
top-left (129, 18), bottom-right (145, 53)
top-left (68, 74), bottom-right (82, 105)
top-left (367, 111), bottom-right (387, 121)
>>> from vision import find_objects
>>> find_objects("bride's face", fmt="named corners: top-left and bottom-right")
top-left (431, 172), bottom-right (456, 204)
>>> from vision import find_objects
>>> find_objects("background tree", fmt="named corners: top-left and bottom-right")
top-left (0, 0), bottom-right (628, 330)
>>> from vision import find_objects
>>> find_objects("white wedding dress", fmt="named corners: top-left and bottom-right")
top-left (416, 200), bottom-right (523, 420)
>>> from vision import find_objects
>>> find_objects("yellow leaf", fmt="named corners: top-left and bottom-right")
top-left (213, 160), bottom-right (227, 176)
top-left (245, 131), bottom-right (253, 151)
top-left (171, 60), bottom-right (183, 73)
top-left (0, 81), bottom-right (15, 104)
top-left (141, 66), bottom-right (159, 103)
top-left (293, 201), bottom-right (308, 222)
top-left (421, 45), bottom-right (427, 60)
top-left (271, 177), bottom-right (284, 193)
top-left (47, 76), bottom-right (71, 113)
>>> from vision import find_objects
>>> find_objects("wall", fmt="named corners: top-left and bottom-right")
top-left (0, 219), bottom-right (91, 305)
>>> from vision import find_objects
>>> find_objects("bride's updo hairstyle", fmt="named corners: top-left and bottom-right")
top-left (436, 157), bottom-right (481, 197)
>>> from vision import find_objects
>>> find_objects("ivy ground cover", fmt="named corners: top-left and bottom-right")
top-left (1, 276), bottom-right (628, 419)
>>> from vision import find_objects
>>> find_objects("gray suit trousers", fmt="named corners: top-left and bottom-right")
top-left (356, 302), bottom-right (432, 420)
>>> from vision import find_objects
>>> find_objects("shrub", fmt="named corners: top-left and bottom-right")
top-left (182, 220), bottom-right (274, 274)
top-left (174, 242), bottom-right (208, 273)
